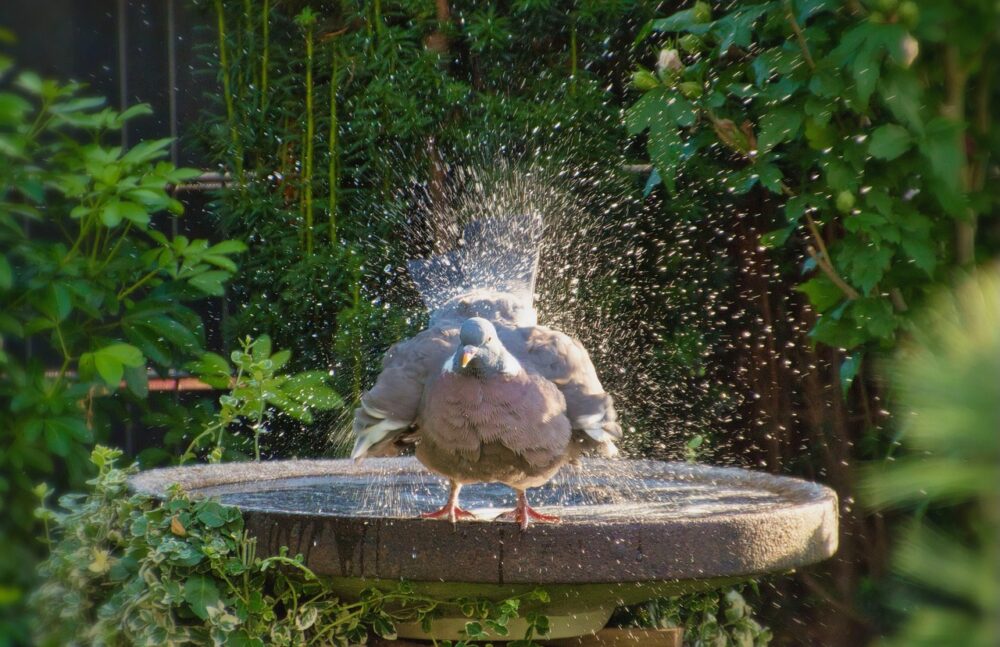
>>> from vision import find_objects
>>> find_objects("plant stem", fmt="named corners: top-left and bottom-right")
top-left (328, 43), bottom-right (339, 245)
top-left (304, 21), bottom-right (315, 256)
top-left (214, 0), bottom-right (241, 179)
top-left (569, 17), bottom-right (578, 94)
top-left (243, 0), bottom-right (256, 95)
top-left (374, 0), bottom-right (383, 40)
top-left (96, 222), bottom-right (132, 273)
top-left (117, 266), bottom-right (161, 301)
top-left (777, 179), bottom-right (860, 300)
top-left (261, 0), bottom-right (270, 100)
top-left (942, 45), bottom-right (977, 266)
top-left (351, 273), bottom-right (362, 403)
top-left (785, 1), bottom-right (815, 70)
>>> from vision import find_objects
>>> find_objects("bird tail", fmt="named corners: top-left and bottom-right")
top-left (407, 214), bottom-right (542, 312)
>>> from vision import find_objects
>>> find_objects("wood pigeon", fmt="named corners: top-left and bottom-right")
top-left (351, 216), bottom-right (620, 528)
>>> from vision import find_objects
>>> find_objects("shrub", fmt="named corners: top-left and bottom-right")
top-left (0, 56), bottom-right (245, 639)
top-left (862, 268), bottom-right (1000, 646)
top-left (32, 446), bottom-right (551, 647)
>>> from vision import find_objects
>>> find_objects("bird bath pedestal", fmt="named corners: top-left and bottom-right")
top-left (129, 457), bottom-right (838, 641)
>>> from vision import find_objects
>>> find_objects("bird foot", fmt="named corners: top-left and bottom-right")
top-left (419, 504), bottom-right (477, 523)
top-left (494, 505), bottom-right (561, 530)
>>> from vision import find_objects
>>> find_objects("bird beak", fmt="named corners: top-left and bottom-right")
top-left (460, 347), bottom-right (477, 368)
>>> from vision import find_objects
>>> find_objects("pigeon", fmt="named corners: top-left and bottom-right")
top-left (351, 216), bottom-right (620, 528)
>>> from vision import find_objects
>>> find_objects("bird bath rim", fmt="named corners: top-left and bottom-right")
top-left (129, 457), bottom-right (838, 583)
top-left (128, 457), bottom-right (838, 640)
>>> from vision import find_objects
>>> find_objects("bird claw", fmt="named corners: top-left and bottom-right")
top-left (419, 505), bottom-right (477, 522)
top-left (494, 505), bottom-right (561, 530)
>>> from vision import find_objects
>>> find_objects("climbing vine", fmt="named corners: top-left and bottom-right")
top-left (629, 0), bottom-right (996, 369)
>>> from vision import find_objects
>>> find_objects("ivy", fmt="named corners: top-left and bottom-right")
top-left (32, 446), bottom-right (552, 647)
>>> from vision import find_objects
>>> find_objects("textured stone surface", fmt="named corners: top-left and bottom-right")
top-left (129, 457), bottom-right (838, 585)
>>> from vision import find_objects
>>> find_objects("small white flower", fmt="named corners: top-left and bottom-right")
top-left (656, 48), bottom-right (683, 75)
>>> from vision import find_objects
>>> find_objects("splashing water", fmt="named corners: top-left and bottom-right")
top-left (304, 155), bottom-right (770, 514)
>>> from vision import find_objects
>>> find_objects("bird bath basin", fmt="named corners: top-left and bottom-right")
top-left (129, 457), bottom-right (838, 640)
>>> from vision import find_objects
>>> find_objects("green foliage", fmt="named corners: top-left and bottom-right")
top-left (0, 58), bottom-right (245, 640)
top-left (629, 586), bottom-right (772, 646)
top-left (629, 0), bottom-right (998, 353)
top-left (182, 334), bottom-right (342, 463)
top-left (32, 446), bottom-right (551, 646)
top-left (194, 0), bottom-right (656, 439)
top-left (862, 268), bottom-right (1000, 646)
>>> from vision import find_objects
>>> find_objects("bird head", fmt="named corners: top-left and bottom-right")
top-left (449, 317), bottom-right (519, 378)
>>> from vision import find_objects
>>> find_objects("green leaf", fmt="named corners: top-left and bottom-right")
top-left (797, 275), bottom-right (843, 313)
top-left (0, 92), bottom-right (32, 125)
top-left (756, 108), bottom-right (802, 154)
top-left (840, 242), bottom-right (893, 295)
top-left (651, 8), bottom-right (713, 34)
top-left (713, 4), bottom-right (771, 53)
top-left (852, 297), bottom-right (896, 339)
top-left (196, 501), bottom-right (229, 528)
top-left (92, 343), bottom-right (144, 387)
top-left (371, 615), bottom-right (397, 640)
top-left (114, 103), bottom-right (154, 125)
top-left (901, 235), bottom-right (937, 276)
top-left (36, 283), bottom-right (72, 322)
top-left (0, 256), bottom-right (12, 291)
top-left (804, 118), bottom-right (835, 150)
top-left (869, 124), bottom-right (912, 160)
top-left (183, 576), bottom-right (221, 621)
top-left (188, 352), bottom-right (232, 387)
top-left (751, 48), bottom-right (799, 86)
top-left (140, 315), bottom-right (202, 353)
top-left (102, 200), bottom-right (150, 228)
top-left (100, 342), bottom-right (145, 366)
top-left (919, 117), bottom-right (964, 192)
top-left (44, 417), bottom-right (92, 456)
top-left (188, 270), bottom-right (231, 296)
top-left (648, 123), bottom-right (684, 193)
top-left (808, 68), bottom-right (844, 98)
top-left (626, 88), bottom-right (694, 136)
top-left (120, 138), bottom-right (172, 165)
top-left (879, 70), bottom-right (923, 132)
top-left (757, 163), bottom-right (783, 194)
top-left (760, 226), bottom-right (792, 249)
top-left (205, 240), bottom-right (248, 255)
top-left (124, 365), bottom-right (149, 398)
top-left (15, 71), bottom-right (43, 95)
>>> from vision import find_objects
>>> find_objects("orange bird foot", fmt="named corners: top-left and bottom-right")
top-left (495, 504), bottom-right (561, 530)
top-left (420, 504), bottom-right (477, 522)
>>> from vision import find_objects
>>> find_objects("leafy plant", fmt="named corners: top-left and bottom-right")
top-left (182, 334), bottom-right (343, 463)
top-left (32, 446), bottom-right (551, 646)
top-left (629, 0), bottom-right (996, 356)
top-left (192, 0), bottom-right (657, 435)
top-left (625, 586), bottom-right (772, 646)
top-left (862, 268), bottom-right (1000, 646)
top-left (0, 54), bottom-right (245, 640)
top-left (626, 1), bottom-right (998, 641)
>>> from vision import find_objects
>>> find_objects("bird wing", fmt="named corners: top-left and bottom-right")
top-left (351, 326), bottom-right (457, 459)
top-left (505, 325), bottom-right (622, 455)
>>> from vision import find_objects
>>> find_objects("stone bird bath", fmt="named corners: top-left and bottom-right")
top-left (129, 457), bottom-right (838, 640)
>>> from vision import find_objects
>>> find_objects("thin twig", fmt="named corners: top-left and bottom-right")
top-left (780, 182), bottom-right (859, 300)
top-left (785, 1), bottom-right (815, 70)
top-left (807, 246), bottom-right (860, 299)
